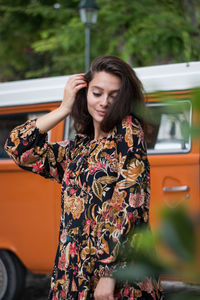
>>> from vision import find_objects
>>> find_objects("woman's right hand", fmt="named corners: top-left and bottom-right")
top-left (35, 74), bottom-right (87, 133)
top-left (60, 74), bottom-right (87, 114)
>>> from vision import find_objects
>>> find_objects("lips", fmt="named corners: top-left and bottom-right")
top-left (96, 110), bottom-right (106, 116)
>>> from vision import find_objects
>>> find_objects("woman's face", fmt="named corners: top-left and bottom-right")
top-left (87, 71), bottom-right (121, 129)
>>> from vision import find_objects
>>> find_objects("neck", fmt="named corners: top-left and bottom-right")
top-left (94, 131), bottom-right (108, 140)
top-left (93, 123), bottom-right (107, 140)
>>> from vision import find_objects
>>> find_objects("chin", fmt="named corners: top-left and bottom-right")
top-left (92, 111), bottom-right (101, 119)
top-left (96, 115), bottom-right (104, 123)
top-left (90, 111), bottom-right (105, 125)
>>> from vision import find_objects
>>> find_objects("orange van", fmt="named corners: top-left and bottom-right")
top-left (0, 62), bottom-right (200, 299)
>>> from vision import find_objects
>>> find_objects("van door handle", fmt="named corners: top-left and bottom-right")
top-left (163, 185), bottom-right (189, 192)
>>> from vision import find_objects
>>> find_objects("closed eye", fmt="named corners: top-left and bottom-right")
top-left (109, 93), bottom-right (118, 100)
top-left (93, 92), bottom-right (101, 97)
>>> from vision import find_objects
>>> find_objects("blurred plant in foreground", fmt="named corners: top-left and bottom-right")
top-left (116, 88), bottom-right (200, 299)
top-left (136, 87), bottom-right (200, 138)
top-left (114, 205), bottom-right (200, 300)
top-left (190, 88), bottom-right (200, 137)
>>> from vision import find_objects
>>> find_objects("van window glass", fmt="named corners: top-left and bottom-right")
top-left (146, 100), bottom-right (192, 154)
top-left (64, 116), bottom-right (76, 140)
top-left (0, 111), bottom-right (49, 159)
top-left (63, 100), bottom-right (192, 154)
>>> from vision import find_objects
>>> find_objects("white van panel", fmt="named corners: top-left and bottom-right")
top-left (0, 61), bottom-right (200, 107)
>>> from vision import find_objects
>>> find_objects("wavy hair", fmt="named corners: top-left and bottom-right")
top-left (71, 55), bottom-right (146, 138)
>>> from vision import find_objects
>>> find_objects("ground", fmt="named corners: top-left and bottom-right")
top-left (20, 272), bottom-right (50, 300)
top-left (20, 272), bottom-right (200, 300)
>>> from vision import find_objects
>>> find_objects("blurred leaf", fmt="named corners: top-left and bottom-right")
top-left (115, 205), bottom-right (200, 287)
top-left (115, 226), bottom-right (171, 282)
top-left (168, 292), bottom-right (200, 300)
top-left (159, 206), bottom-right (196, 262)
top-left (114, 263), bottom-right (164, 282)
top-left (191, 126), bottom-right (200, 137)
top-left (159, 206), bottom-right (196, 260)
top-left (191, 88), bottom-right (200, 111)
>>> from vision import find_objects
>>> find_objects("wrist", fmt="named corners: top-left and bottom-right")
top-left (57, 105), bottom-right (71, 119)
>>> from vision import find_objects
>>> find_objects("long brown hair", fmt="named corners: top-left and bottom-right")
top-left (71, 55), bottom-right (146, 138)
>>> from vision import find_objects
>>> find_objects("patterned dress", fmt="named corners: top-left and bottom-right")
top-left (5, 115), bottom-right (163, 300)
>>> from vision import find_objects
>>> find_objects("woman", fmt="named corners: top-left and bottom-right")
top-left (5, 56), bottom-right (163, 300)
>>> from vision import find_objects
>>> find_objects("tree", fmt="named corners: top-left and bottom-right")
top-left (0, 0), bottom-right (199, 81)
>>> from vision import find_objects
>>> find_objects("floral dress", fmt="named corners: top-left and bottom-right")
top-left (5, 115), bottom-right (163, 300)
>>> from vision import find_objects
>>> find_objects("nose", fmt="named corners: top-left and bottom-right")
top-left (100, 95), bottom-right (109, 107)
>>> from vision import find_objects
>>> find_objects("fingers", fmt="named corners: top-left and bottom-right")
top-left (64, 74), bottom-right (87, 97)
top-left (74, 80), bottom-right (87, 91)
top-left (64, 73), bottom-right (87, 95)
top-left (94, 288), bottom-right (115, 300)
top-left (94, 294), bottom-right (114, 300)
top-left (67, 74), bottom-right (87, 89)
top-left (61, 74), bottom-right (87, 113)
top-left (94, 277), bottom-right (115, 300)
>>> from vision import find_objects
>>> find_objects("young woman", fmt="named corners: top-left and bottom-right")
top-left (5, 56), bottom-right (163, 300)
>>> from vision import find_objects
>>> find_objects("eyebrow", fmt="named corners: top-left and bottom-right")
top-left (91, 86), bottom-right (120, 93)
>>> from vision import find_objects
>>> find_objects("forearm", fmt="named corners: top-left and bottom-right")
top-left (35, 105), bottom-right (70, 133)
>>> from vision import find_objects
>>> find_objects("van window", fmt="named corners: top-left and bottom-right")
top-left (63, 100), bottom-right (192, 154)
top-left (64, 116), bottom-right (76, 140)
top-left (146, 100), bottom-right (192, 154)
top-left (0, 111), bottom-right (49, 159)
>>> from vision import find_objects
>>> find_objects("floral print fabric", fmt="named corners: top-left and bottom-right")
top-left (5, 115), bottom-right (163, 300)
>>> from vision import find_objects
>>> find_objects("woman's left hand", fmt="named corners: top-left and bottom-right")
top-left (94, 277), bottom-right (115, 300)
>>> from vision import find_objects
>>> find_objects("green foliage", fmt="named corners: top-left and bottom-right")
top-left (115, 225), bottom-right (170, 282)
top-left (169, 293), bottom-right (200, 300)
top-left (115, 88), bottom-right (200, 297)
top-left (114, 205), bottom-right (200, 293)
top-left (191, 88), bottom-right (200, 137)
top-left (159, 206), bottom-right (196, 262)
top-left (140, 88), bottom-right (200, 140)
top-left (0, 0), bottom-right (200, 81)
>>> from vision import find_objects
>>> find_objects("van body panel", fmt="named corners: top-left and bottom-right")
top-left (0, 104), bottom-right (63, 273)
top-left (1, 154), bottom-right (61, 273)
top-left (149, 153), bottom-right (199, 227)
top-left (1, 169), bottom-right (60, 273)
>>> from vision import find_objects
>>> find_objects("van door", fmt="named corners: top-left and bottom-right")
top-left (147, 99), bottom-right (200, 228)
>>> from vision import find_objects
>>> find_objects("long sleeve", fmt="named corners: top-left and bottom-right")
top-left (4, 119), bottom-right (71, 184)
top-left (96, 116), bottom-right (150, 277)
